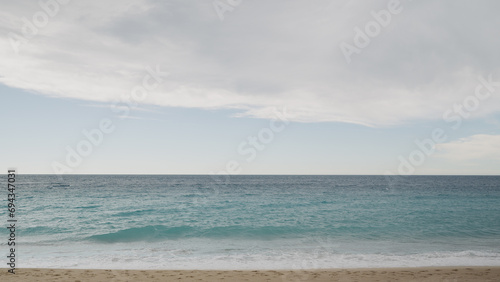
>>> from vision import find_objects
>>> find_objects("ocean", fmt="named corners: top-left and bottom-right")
top-left (2, 175), bottom-right (500, 270)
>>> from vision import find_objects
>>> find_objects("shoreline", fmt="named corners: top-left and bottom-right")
top-left (1, 266), bottom-right (499, 281)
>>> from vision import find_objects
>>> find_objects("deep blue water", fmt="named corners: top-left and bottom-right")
top-left (1, 175), bottom-right (499, 269)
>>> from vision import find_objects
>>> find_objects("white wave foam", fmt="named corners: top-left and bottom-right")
top-left (17, 248), bottom-right (500, 270)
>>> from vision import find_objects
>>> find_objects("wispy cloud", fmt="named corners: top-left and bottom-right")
top-left (116, 115), bottom-right (162, 121)
top-left (435, 134), bottom-right (500, 161)
top-left (1, 0), bottom-right (500, 126)
top-left (81, 103), bottom-right (161, 114)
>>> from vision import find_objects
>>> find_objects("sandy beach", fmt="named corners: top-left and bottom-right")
top-left (1, 267), bottom-right (499, 281)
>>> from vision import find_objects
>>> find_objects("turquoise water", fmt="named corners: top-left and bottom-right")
top-left (2, 175), bottom-right (500, 269)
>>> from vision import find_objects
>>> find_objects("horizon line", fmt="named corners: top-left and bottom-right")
top-left (5, 173), bottom-right (499, 176)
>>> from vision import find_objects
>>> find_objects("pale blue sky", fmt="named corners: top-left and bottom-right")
top-left (1, 0), bottom-right (500, 175)
top-left (2, 84), bottom-right (499, 175)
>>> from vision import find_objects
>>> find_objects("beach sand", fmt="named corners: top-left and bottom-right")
top-left (1, 267), bottom-right (499, 281)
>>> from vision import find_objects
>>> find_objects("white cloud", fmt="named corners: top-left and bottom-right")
top-left (435, 134), bottom-right (500, 161)
top-left (1, 0), bottom-right (500, 126)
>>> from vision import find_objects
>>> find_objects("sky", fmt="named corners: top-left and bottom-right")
top-left (1, 0), bottom-right (499, 175)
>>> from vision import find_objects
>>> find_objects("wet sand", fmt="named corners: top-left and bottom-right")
top-left (1, 266), bottom-right (499, 281)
